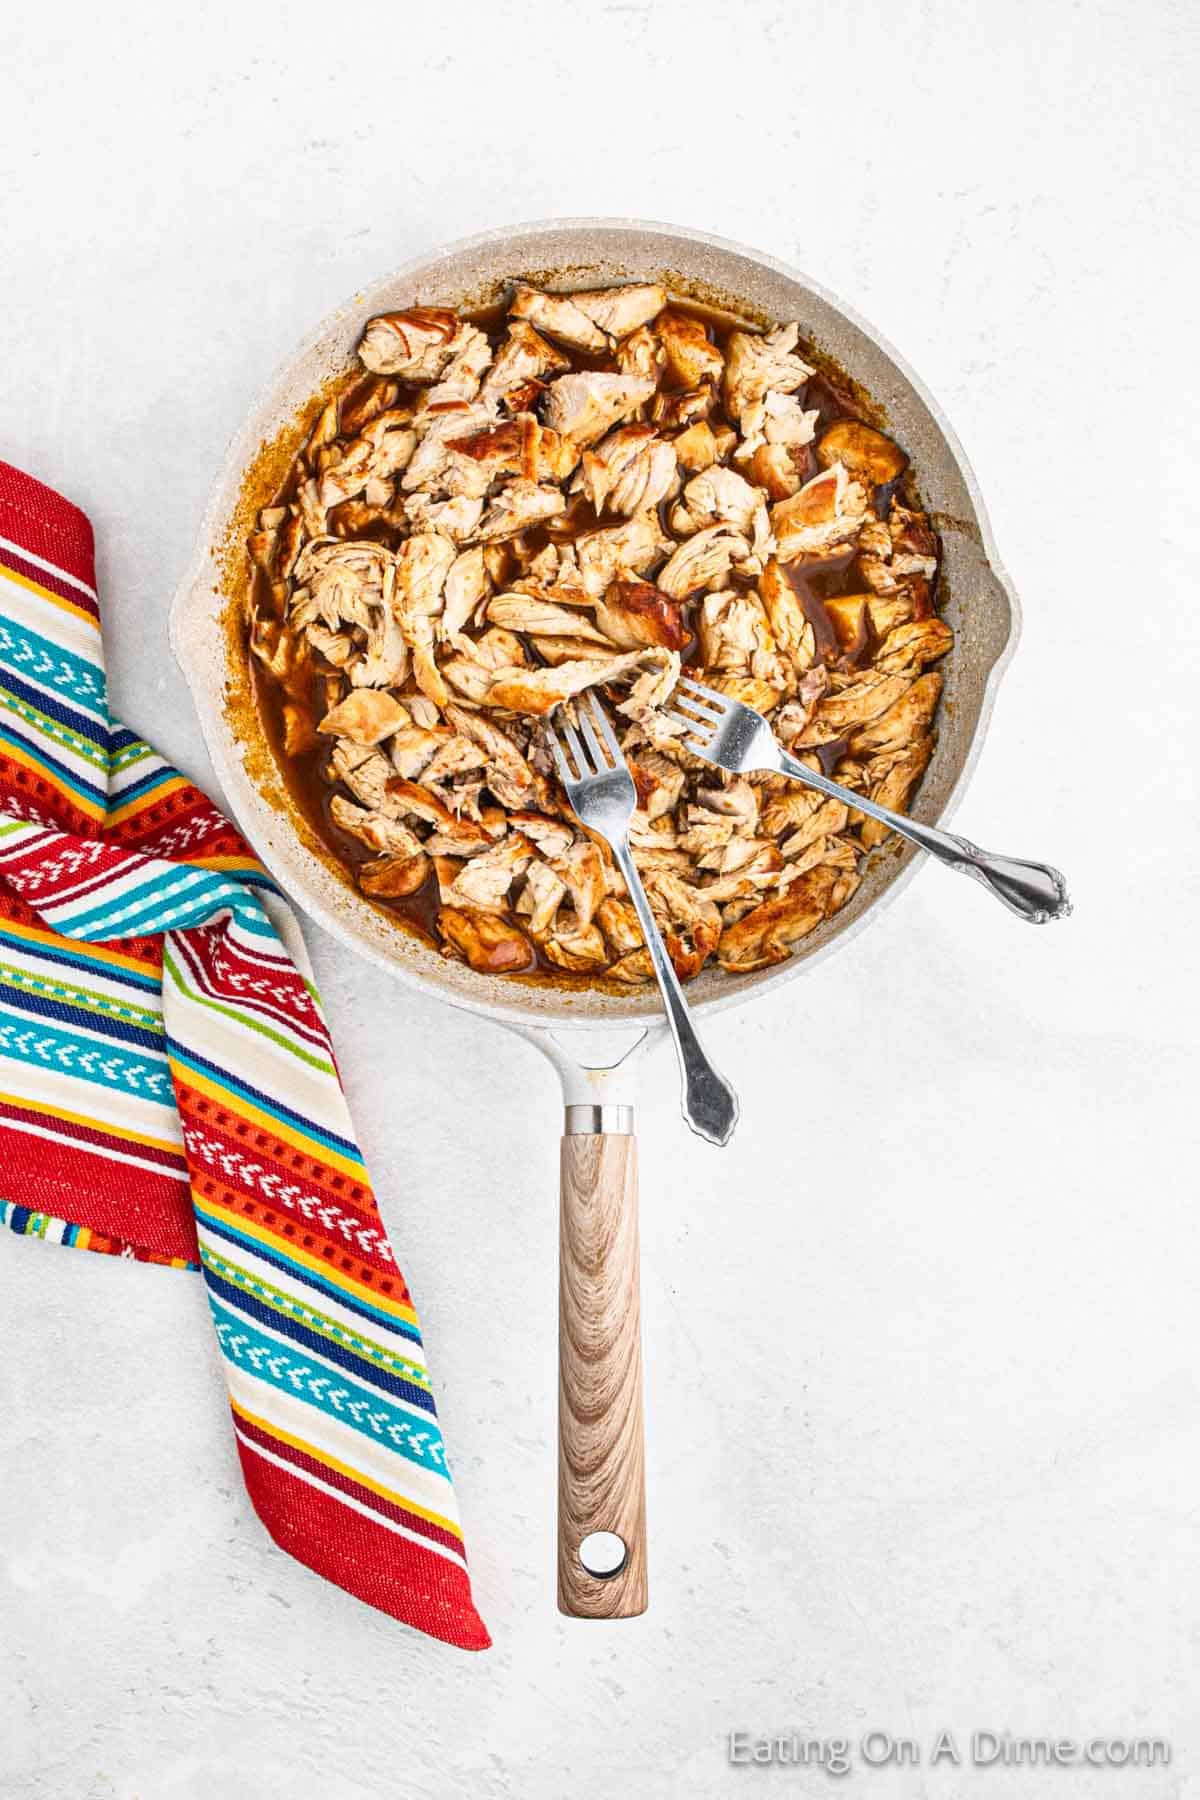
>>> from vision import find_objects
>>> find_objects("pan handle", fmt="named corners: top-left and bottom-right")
top-left (557, 1106), bottom-right (648, 1618)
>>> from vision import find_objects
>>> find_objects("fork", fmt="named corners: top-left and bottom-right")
top-left (545, 693), bottom-right (739, 1146)
top-left (664, 676), bottom-right (1071, 924)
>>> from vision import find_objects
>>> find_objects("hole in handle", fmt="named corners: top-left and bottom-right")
top-left (578, 1531), bottom-right (627, 1579)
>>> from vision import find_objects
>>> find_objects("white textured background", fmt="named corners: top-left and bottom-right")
top-left (2, 2), bottom-right (1198, 1795)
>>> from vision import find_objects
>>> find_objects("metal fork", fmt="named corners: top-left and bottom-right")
top-left (545, 694), bottom-right (739, 1146)
top-left (664, 676), bottom-right (1071, 924)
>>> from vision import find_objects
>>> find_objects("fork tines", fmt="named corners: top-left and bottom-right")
top-left (661, 675), bottom-right (730, 747)
top-left (545, 690), bottom-right (623, 786)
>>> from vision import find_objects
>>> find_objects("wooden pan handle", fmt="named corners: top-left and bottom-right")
top-left (558, 1124), bottom-right (648, 1618)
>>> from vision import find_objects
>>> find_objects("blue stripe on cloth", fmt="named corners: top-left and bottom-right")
top-left (0, 722), bottom-right (107, 807)
top-left (194, 1206), bottom-right (423, 1344)
top-left (0, 922), bottom-right (161, 994)
top-left (0, 663), bottom-right (111, 750)
top-left (171, 1047), bottom-right (364, 1165)
top-left (0, 1003), bottom-right (174, 1103)
top-left (202, 1264), bottom-right (436, 1415)
top-left (53, 868), bottom-right (237, 935)
top-left (0, 974), bottom-right (163, 1052)
top-left (205, 1292), bottom-right (446, 1473)
top-left (0, 614), bottom-right (108, 718)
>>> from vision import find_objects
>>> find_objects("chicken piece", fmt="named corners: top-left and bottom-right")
top-left (420, 735), bottom-right (489, 787)
top-left (447, 414), bottom-right (579, 486)
top-left (672, 419), bottom-right (722, 473)
top-left (606, 948), bottom-right (654, 983)
top-left (615, 324), bottom-right (666, 384)
top-left (651, 385), bottom-right (716, 431)
top-left (444, 835), bottom-right (534, 912)
top-left (696, 589), bottom-right (789, 690)
top-left (403, 493), bottom-right (486, 542)
top-left (515, 859), bottom-right (568, 936)
top-left (614, 648), bottom-right (682, 727)
top-left (656, 523), bottom-right (757, 599)
top-left (578, 424), bottom-right (678, 518)
top-left (318, 411), bottom-right (417, 510)
top-left (441, 703), bottom-right (551, 811)
top-left (670, 467), bottom-right (769, 550)
top-left (479, 320), bottom-right (570, 409)
top-left (511, 282), bottom-right (665, 351)
top-left (597, 896), bottom-right (644, 955)
top-left (292, 538), bottom-right (395, 634)
top-left (759, 560), bottom-right (816, 674)
top-left (592, 579), bottom-right (689, 651)
top-left (657, 309), bottom-right (723, 387)
top-left (824, 593), bottom-right (872, 661)
top-left (509, 283), bottom-right (608, 352)
top-left (387, 724), bottom-right (451, 780)
top-left (744, 441), bottom-right (809, 501)
top-left (847, 672), bottom-right (942, 757)
top-left (771, 463), bottom-right (871, 562)
top-left (723, 323), bottom-right (815, 427)
top-left (438, 907), bottom-right (537, 974)
top-left (330, 740), bottom-right (404, 811)
top-left (543, 921), bottom-right (611, 973)
top-left (329, 794), bottom-right (423, 857)
top-left (423, 324), bottom-right (493, 404)
top-left (858, 737), bottom-right (935, 848)
top-left (735, 389), bottom-right (820, 464)
top-left (546, 837), bottom-right (606, 930)
top-left (697, 777), bottom-right (759, 832)
top-left (358, 851), bottom-right (430, 899)
top-left (872, 617), bottom-right (953, 675)
top-left (358, 309), bottom-right (461, 379)
top-left (797, 670), bottom-right (914, 744)
top-left (542, 372), bottom-right (656, 447)
top-left (486, 646), bottom-right (653, 717)
top-left (716, 863), bottom-right (843, 971)
top-left (575, 512), bottom-right (671, 597)
top-left (815, 419), bottom-right (907, 488)
top-left (317, 689), bottom-right (409, 746)
top-left (642, 871), bottom-right (721, 981)
top-left (486, 593), bottom-right (611, 645)
top-left (305, 624), bottom-right (354, 668)
top-left (392, 531), bottom-right (456, 705)
top-left (706, 673), bottom-right (786, 715)
top-left (856, 504), bottom-right (939, 595)
top-left (440, 546), bottom-right (491, 645)
top-left (510, 811), bottom-right (574, 859)
top-left (473, 480), bottom-right (566, 543)
top-left (402, 402), bottom-right (498, 496)
top-left (698, 841), bottom-right (784, 903)
top-left (762, 791), bottom-right (849, 855)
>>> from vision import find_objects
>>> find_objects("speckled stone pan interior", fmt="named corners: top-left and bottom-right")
top-left (170, 218), bottom-right (1017, 1029)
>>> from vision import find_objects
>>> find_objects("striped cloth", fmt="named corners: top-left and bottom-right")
top-left (0, 461), bottom-right (489, 1651)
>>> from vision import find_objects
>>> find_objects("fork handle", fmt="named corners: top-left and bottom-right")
top-left (776, 750), bottom-right (1071, 924)
top-left (559, 1124), bottom-right (647, 1619)
top-left (613, 843), bottom-right (739, 1144)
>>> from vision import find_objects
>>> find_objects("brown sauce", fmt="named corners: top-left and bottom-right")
top-left (248, 295), bottom-right (927, 980)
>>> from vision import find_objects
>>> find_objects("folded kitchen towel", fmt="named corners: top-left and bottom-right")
top-left (0, 460), bottom-right (489, 1651)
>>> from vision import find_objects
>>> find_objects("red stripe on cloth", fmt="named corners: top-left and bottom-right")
top-left (0, 1116), bottom-right (198, 1262)
top-left (0, 462), bottom-right (97, 593)
top-left (234, 1410), bottom-right (467, 1560)
top-left (234, 1425), bottom-right (490, 1651)
top-left (0, 1093), bottom-right (188, 1175)
top-left (0, 537), bottom-right (101, 619)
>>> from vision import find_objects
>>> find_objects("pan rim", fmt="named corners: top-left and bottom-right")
top-left (169, 215), bottom-right (1020, 1031)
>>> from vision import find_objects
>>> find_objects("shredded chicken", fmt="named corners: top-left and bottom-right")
top-left (251, 282), bottom-right (949, 987)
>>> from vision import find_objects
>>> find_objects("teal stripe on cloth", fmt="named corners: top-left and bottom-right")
top-left (206, 1292), bottom-right (448, 1473)
top-left (0, 614), bottom-right (107, 717)
top-left (0, 1001), bottom-right (174, 1102)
